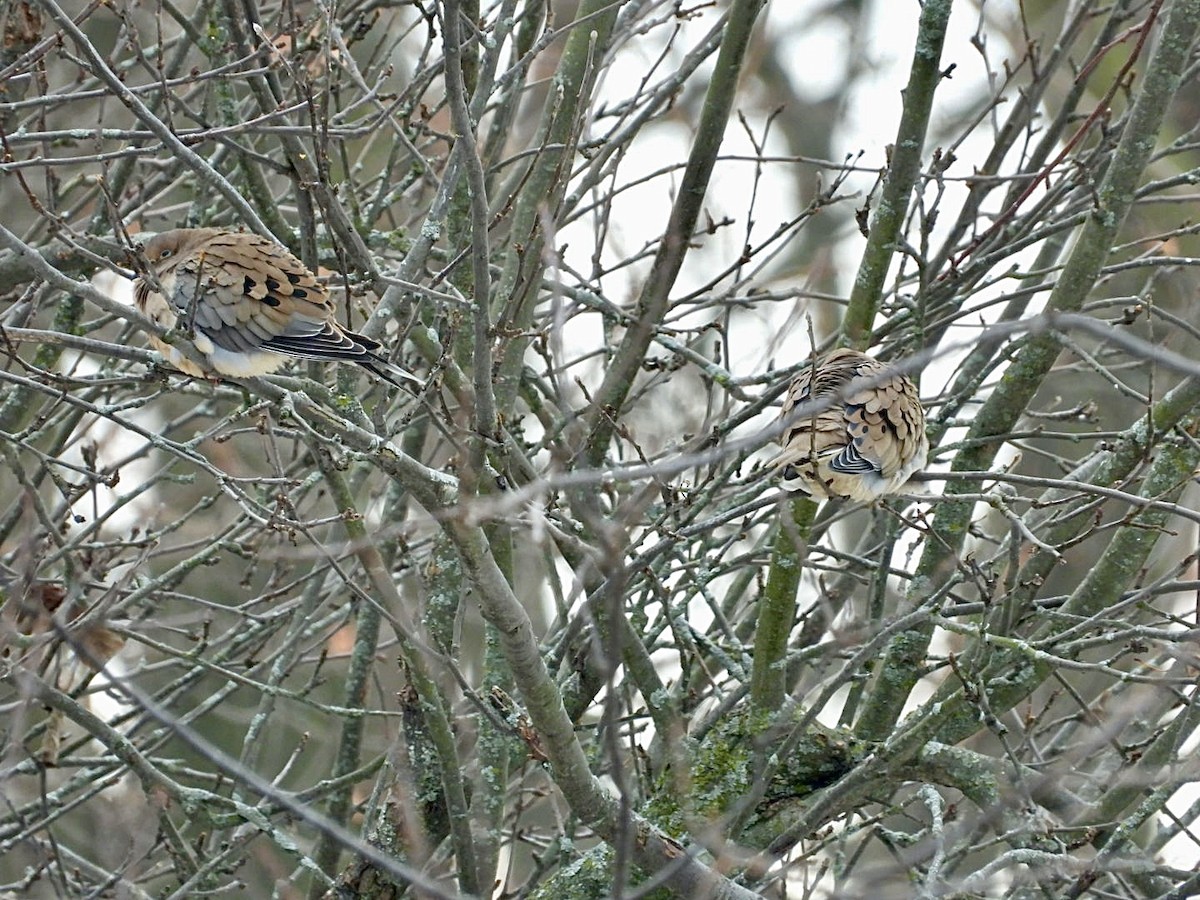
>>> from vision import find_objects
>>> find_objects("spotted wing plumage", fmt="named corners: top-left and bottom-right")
top-left (775, 348), bottom-right (927, 501)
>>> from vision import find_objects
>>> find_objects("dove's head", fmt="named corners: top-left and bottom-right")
top-left (141, 228), bottom-right (223, 275)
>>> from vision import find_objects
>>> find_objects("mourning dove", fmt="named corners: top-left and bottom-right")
top-left (133, 228), bottom-right (421, 388)
top-left (774, 348), bottom-right (927, 502)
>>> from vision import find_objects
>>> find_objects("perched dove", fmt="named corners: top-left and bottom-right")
top-left (774, 348), bottom-right (927, 502)
top-left (133, 228), bottom-right (420, 388)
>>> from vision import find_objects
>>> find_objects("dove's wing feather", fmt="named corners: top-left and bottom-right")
top-left (265, 324), bottom-right (377, 359)
top-left (165, 234), bottom-right (328, 354)
top-left (774, 348), bottom-right (927, 501)
top-left (176, 235), bottom-right (397, 363)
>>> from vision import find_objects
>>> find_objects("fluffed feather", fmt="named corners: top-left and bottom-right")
top-left (774, 348), bottom-right (927, 501)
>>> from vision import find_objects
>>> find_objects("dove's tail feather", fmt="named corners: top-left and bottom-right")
top-left (360, 355), bottom-right (424, 390)
top-left (263, 324), bottom-right (422, 390)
